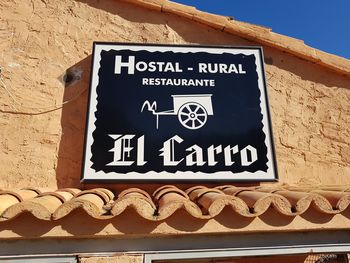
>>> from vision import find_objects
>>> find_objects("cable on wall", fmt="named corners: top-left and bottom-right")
top-left (0, 66), bottom-right (87, 115)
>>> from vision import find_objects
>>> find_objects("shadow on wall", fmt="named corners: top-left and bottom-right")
top-left (56, 55), bottom-right (92, 188)
top-left (263, 46), bottom-right (350, 90)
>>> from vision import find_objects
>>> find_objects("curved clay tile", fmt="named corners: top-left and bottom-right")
top-left (23, 187), bottom-right (54, 194)
top-left (0, 189), bottom-right (42, 221)
top-left (118, 188), bottom-right (152, 200)
top-left (0, 194), bottom-right (21, 220)
top-left (198, 191), bottom-right (251, 218)
top-left (110, 188), bottom-right (156, 220)
top-left (186, 187), bottom-right (251, 218)
top-left (53, 189), bottom-right (114, 220)
top-left (273, 190), bottom-right (312, 215)
top-left (235, 190), bottom-right (293, 216)
top-left (215, 185), bottom-right (252, 196)
top-left (308, 190), bottom-right (350, 213)
top-left (156, 192), bottom-right (202, 220)
top-left (58, 188), bottom-right (81, 196)
top-left (2, 186), bottom-right (350, 221)
top-left (91, 188), bottom-right (115, 201)
top-left (188, 187), bottom-right (223, 205)
top-left (187, 186), bottom-right (226, 204)
top-left (273, 190), bottom-right (349, 215)
top-left (153, 185), bottom-right (202, 220)
top-left (254, 194), bottom-right (293, 216)
top-left (1, 189), bottom-right (39, 201)
top-left (2, 194), bottom-right (64, 221)
top-left (308, 193), bottom-right (337, 214)
top-left (311, 190), bottom-right (348, 209)
top-left (185, 185), bottom-right (207, 197)
top-left (254, 186), bottom-right (287, 193)
top-left (337, 194), bottom-right (350, 211)
top-left (153, 185), bottom-right (189, 200)
top-left (153, 185), bottom-right (179, 196)
top-left (37, 191), bottom-right (72, 203)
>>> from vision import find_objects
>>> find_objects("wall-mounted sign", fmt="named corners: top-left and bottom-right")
top-left (82, 43), bottom-right (278, 182)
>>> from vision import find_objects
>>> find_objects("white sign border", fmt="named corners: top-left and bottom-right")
top-left (81, 43), bottom-right (278, 182)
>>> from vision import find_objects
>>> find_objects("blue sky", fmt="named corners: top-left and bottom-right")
top-left (172, 0), bottom-right (350, 60)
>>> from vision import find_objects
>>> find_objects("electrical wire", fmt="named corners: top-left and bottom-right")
top-left (0, 72), bottom-right (88, 115)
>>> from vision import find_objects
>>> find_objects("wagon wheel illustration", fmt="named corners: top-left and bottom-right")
top-left (178, 102), bottom-right (208, 130)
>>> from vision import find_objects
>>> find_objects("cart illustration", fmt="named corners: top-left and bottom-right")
top-left (141, 94), bottom-right (214, 130)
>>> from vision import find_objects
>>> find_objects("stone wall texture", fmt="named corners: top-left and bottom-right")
top-left (0, 0), bottom-right (349, 189)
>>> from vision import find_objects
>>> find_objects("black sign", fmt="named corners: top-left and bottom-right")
top-left (82, 43), bottom-right (278, 182)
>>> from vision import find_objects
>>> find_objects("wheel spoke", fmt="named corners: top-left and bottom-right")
top-left (182, 116), bottom-right (190, 122)
top-left (178, 103), bottom-right (208, 129)
top-left (193, 105), bottom-right (200, 113)
top-left (185, 119), bottom-right (191, 125)
top-left (197, 118), bottom-right (204, 124)
top-left (185, 105), bottom-right (192, 113)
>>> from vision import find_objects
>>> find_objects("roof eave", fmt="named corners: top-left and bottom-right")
top-left (121, 0), bottom-right (350, 77)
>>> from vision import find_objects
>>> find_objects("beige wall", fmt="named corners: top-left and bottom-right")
top-left (79, 255), bottom-right (143, 263)
top-left (0, 0), bottom-right (349, 189)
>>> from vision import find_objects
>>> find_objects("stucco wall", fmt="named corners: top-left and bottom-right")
top-left (0, 0), bottom-right (349, 189)
top-left (264, 46), bottom-right (350, 185)
top-left (79, 255), bottom-right (143, 263)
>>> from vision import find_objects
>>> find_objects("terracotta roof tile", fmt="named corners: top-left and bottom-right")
top-left (1, 185), bottom-right (350, 222)
top-left (149, 185), bottom-right (201, 219)
top-left (53, 188), bottom-right (114, 220)
top-left (120, 0), bottom-right (350, 76)
top-left (0, 189), bottom-right (81, 221)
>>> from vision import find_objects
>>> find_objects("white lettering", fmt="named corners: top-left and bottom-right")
top-left (114, 56), bottom-right (135, 74)
top-left (160, 135), bottom-right (184, 166)
top-left (241, 145), bottom-right (258, 166)
top-left (107, 134), bottom-right (135, 166)
top-left (224, 145), bottom-right (239, 166)
top-left (198, 63), bottom-right (246, 74)
top-left (141, 78), bottom-right (215, 87)
top-left (239, 64), bottom-right (246, 74)
top-left (107, 134), bottom-right (147, 166)
top-left (228, 64), bottom-right (238, 73)
top-left (148, 61), bottom-right (156, 72)
top-left (135, 61), bottom-right (148, 72)
top-left (137, 135), bottom-right (147, 166)
top-left (207, 145), bottom-right (222, 166)
top-left (175, 63), bottom-right (183, 72)
top-left (106, 135), bottom-right (258, 168)
top-left (198, 63), bottom-right (207, 73)
top-left (186, 145), bottom-right (206, 166)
